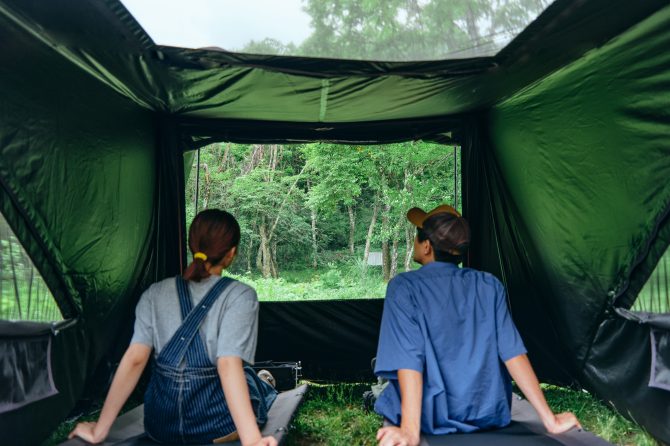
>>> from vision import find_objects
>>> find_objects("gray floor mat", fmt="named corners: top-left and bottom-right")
top-left (60, 384), bottom-right (308, 446)
top-left (419, 394), bottom-right (613, 446)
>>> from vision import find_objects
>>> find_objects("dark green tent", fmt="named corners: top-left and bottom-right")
top-left (1, 0), bottom-right (669, 444)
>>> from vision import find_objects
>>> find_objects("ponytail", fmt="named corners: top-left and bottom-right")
top-left (183, 209), bottom-right (241, 282)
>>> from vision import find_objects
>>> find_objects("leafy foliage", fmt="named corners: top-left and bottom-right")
top-left (185, 142), bottom-right (459, 281)
top-left (239, 0), bottom-right (552, 60)
top-left (0, 215), bottom-right (62, 321)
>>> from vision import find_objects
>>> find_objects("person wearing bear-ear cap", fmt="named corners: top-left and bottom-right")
top-left (374, 204), bottom-right (581, 446)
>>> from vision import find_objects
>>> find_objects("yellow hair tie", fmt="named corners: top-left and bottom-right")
top-left (193, 252), bottom-right (208, 261)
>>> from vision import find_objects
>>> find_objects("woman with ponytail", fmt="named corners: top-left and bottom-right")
top-left (69, 209), bottom-right (278, 445)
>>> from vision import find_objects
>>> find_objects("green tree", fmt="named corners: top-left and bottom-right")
top-left (299, 0), bottom-right (551, 60)
top-left (303, 144), bottom-right (371, 257)
top-left (238, 38), bottom-right (297, 55)
top-left (187, 144), bottom-right (312, 278)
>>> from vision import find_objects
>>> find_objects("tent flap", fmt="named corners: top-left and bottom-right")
top-left (464, 5), bottom-right (670, 442)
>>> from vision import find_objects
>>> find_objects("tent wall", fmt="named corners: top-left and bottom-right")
top-left (257, 299), bottom-right (384, 380)
top-left (0, 9), bottom-right (185, 444)
top-left (464, 5), bottom-right (670, 442)
top-left (1, 0), bottom-right (670, 444)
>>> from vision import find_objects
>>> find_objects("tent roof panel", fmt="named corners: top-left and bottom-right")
top-left (1, 0), bottom-right (667, 142)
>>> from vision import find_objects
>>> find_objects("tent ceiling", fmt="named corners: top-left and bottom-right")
top-left (0, 0), bottom-right (666, 145)
top-left (120, 0), bottom-right (553, 61)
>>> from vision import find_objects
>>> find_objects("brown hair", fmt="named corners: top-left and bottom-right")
top-left (183, 209), bottom-right (241, 282)
top-left (417, 213), bottom-right (470, 263)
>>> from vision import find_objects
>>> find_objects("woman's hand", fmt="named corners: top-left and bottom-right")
top-left (544, 412), bottom-right (582, 434)
top-left (68, 421), bottom-right (108, 444)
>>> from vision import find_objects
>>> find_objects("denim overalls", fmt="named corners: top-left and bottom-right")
top-left (144, 276), bottom-right (277, 444)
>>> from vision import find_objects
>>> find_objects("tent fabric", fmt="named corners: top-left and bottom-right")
top-left (58, 384), bottom-right (308, 446)
top-left (0, 3), bottom-right (179, 443)
top-left (2, 0), bottom-right (666, 142)
top-left (257, 300), bottom-right (384, 380)
top-left (463, 4), bottom-right (670, 442)
top-left (0, 332), bottom-right (56, 413)
top-left (650, 329), bottom-right (670, 391)
top-left (1, 0), bottom-right (670, 444)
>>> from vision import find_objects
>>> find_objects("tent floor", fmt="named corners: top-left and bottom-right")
top-left (59, 384), bottom-right (308, 446)
top-left (59, 387), bottom-right (612, 446)
top-left (420, 394), bottom-right (613, 446)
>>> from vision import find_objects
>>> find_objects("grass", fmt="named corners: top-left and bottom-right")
top-left (228, 258), bottom-right (390, 301)
top-left (541, 384), bottom-right (657, 446)
top-left (285, 382), bottom-right (381, 446)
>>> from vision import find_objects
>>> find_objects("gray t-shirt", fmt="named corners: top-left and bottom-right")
top-left (130, 275), bottom-right (259, 365)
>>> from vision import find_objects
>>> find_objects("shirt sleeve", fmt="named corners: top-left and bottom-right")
top-left (494, 281), bottom-right (527, 362)
top-left (130, 288), bottom-right (154, 347)
top-left (374, 276), bottom-right (425, 379)
top-left (216, 285), bottom-right (259, 364)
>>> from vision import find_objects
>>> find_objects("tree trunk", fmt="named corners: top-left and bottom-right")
top-left (465, 5), bottom-right (481, 48)
top-left (244, 144), bottom-right (265, 174)
top-left (311, 208), bottom-right (318, 269)
top-left (306, 178), bottom-right (318, 269)
top-left (390, 209), bottom-right (405, 279)
top-left (259, 219), bottom-right (272, 278)
top-left (381, 201), bottom-right (391, 282)
top-left (363, 195), bottom-right (380, 267)
top-left (267, 162), bottom-right (309, 243)
top-left (270, 239), bottom-right (278, 279)
top-left (256, 244), bottom-right (263, 272)
top-left (405, 222), bottom-right (414, 271)
top-left (201, 163), bottom-right (211, 209)
top-left (347, 205), bottom-right (355, 254)
top-left (391, 238), bottom-right (399, 279)
top-left (247, 222), bottom-right (256, 272)
top-left (218, 143), bottom-right (230, 172)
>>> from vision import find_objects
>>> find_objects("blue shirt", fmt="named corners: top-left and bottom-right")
top-left (374, 261), bottom-right (527, 435)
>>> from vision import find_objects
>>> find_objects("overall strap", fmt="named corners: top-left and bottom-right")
top-left (174, 276), bottom-right (212, 366)
top-left (158, 276), bottom-right (233, 367)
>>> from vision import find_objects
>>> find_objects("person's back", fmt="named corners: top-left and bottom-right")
top-left (69, 209), bottom-right (278, 446)
top-left (133, 275), bottom-right (259, 370)
top-left (374, 205), bottom-right (580, 446)
top-left (375, 261), bottom-right (525, 433)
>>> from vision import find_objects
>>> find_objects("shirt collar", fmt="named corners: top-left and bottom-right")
top-left (421, 261), bottom-right (459, 271)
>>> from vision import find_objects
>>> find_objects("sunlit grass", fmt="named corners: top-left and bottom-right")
top-left (285, 382), bottom-right (381, 446)
top-left (541, 385), bottom-right (657, 446)
top-left (228, 261), bottom-right (389, 301)
top-left (285, 382), bottom-right (658, 446)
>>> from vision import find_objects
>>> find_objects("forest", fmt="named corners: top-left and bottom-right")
top-left (185, 142), bottom-right (460, 300)
top-left (237, 0), bottom-right (552, 60)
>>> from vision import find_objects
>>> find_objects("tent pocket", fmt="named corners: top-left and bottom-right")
top-left (650, 328), bottom-right (670, 391)
top-left (0, 325), bottom-right (58, 413)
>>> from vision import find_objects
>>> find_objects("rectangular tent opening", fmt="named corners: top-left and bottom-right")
top-left (183, 141), bottom-right (461, 302)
